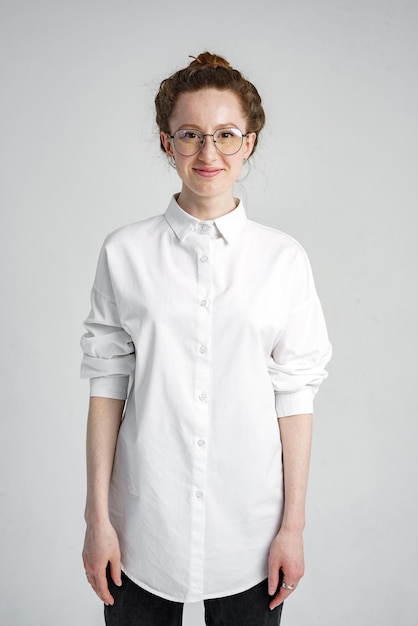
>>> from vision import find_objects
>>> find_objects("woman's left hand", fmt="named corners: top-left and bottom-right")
top-left (267, 527), bottom-right (305, 610)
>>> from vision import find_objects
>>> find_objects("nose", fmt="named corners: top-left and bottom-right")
top-left (198, 135), bottom-right (218, 161)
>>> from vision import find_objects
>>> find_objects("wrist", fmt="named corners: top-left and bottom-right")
top-left (84, 503), bottom-right (110, 526)
top-left (280, 516), bottom-right (306, 533)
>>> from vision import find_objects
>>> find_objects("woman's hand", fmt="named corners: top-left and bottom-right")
top-left (267, 527), bottom-right (305, 610)
top-left (82, 519), bottom-right (122, 606)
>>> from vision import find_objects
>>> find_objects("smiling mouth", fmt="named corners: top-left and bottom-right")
top-left (193, 168), bottom-right (223, 178)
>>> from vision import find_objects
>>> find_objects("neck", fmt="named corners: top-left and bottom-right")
top-left (176, 189), bottom-right (238, 221)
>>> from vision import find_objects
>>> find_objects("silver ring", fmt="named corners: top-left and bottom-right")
top-left (282, 582), bottom-right (295, 590)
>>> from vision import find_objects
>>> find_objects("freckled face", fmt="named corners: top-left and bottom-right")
top-left (161, 88), bottom-right (256, 211)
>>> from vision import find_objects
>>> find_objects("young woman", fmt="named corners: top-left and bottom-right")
top-left (81, 52), bottom-right (331, 626)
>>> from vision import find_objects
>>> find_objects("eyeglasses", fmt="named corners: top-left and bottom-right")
top-left (169, 127), bottom-right (250, 156)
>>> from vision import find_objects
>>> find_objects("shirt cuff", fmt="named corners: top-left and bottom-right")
top-left (275, 388), bottom-right (316, 418)
top-left (89, 375), bottom-right (130, 400)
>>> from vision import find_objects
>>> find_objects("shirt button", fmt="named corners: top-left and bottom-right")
top-left (200, 255), bottom-right (209, 263)
top-left (200, 299), bottom-right (208, 307)
top-left (195, 491), bottom-right (203, 499)
top-left (197, 439), bottom-right (205, 447)
top-left (201, 224), bottom-right (211, 233)
top-left (199, 393), bottom-right (207, 402)
top-left (199, 345), bottom-right (208, 354)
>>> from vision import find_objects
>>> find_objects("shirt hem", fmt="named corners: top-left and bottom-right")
top-left (120, 564), bottom-right (267, 603)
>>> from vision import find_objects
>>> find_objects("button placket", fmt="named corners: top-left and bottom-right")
top-left (189, 227), bottom-right (213, 596)
top-left (195, 231), bottom-right (212, 414)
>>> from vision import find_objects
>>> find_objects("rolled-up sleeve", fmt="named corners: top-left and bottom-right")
top-left (269, 247), bottom-right (332, 417)
top-left (80, 243), bottom-right (135, 399)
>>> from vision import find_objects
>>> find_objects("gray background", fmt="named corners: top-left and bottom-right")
top-left (1, 1), bottom-right (417, 624)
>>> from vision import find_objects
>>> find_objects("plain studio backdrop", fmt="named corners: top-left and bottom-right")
top-left (1, 1), bottom-right (417, 624)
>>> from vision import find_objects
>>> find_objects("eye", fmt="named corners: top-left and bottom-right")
top-left (215, 128), bottom-right (242, 140)
top-left (178, 130), bottom-right (201, 141)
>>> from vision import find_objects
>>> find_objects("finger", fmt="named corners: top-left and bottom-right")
top-left (109, 558), bottom-right (122, 587)
top-left (93, 566), bottom-right (115, 606)
top-left (268, 562), bottom-right (279, 596)
top-left (268, 583), bottom-right (297, 611)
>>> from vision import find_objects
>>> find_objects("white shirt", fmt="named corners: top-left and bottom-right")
top-left (81, 196), bottom-right (331, 602)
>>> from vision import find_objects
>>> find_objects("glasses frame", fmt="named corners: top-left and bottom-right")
top-left (168, 127), bottom-right (251, 157)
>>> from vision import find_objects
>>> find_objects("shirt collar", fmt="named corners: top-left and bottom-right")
top-left (164, 195), bottom-right (247, 244)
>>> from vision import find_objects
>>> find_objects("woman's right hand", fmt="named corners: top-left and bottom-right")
top-left (82, 519), bottom-right (122, 605)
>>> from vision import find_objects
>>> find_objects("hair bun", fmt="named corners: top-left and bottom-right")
top-left (188, 52), bottom-right (231, 69)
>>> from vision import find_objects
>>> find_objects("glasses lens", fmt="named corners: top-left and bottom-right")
top-left (172, 128), bottom-right (245, 156)
top-left (214, 128), bottom-right (243, 155)
top-left (174, 130), bottom-right (203, 156)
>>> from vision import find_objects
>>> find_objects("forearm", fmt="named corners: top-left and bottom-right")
top-left (85, 396), bottom-right (125, 524)
top-left (278, 413), bottom-right (312, 531)
top-left (268, 413), bottom-right (312, 605)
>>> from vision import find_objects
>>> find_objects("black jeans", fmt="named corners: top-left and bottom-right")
top-left (105, 570), bottom-right (283, 626)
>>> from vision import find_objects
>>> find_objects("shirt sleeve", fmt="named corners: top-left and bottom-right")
top-left (268, 246), bottom-right (332, 417)
top-left (80, 240), bottom-right (136, 399)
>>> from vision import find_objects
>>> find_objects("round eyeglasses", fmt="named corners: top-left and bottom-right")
top-left (169, 127), bottom-right (250, 156)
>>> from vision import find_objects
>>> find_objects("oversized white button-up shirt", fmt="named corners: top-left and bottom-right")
top-left (81, 196), bottom-right (331, 602)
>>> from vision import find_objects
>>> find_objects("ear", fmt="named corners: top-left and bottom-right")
top-left (161, 131), bottom-right (174, 157)
top-left (243, 132), bottom-right (257, 159)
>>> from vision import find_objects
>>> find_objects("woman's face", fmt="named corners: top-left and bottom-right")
top-left (161, 88), bottom-right (256, 211)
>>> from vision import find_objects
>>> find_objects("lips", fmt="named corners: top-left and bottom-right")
top-left (193, 168), bottom-right (223, 178)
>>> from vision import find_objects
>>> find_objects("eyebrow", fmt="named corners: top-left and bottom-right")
top-left (175, 124), bottom-right (242, 131)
